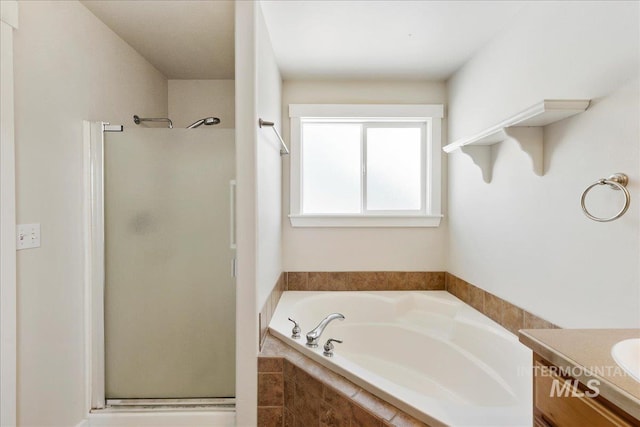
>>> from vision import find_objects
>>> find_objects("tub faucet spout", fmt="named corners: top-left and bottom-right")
top-left (306, 313), bottom-right (345, 347)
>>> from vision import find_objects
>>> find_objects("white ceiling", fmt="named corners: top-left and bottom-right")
top-left (261, 1), bottom-right (527, 79)
top-left (82, 0), bottom-right (527, 81)
top-left (81, 0), bottom-right (235, 80)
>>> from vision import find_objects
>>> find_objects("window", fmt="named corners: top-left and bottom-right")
top-left (289, 104), bottom-right (443, 227)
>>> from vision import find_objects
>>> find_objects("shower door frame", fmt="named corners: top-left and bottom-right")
top-left (82, 122), bottom-right (237, 420)
top-left (83, 121), bottom-right (109, 411)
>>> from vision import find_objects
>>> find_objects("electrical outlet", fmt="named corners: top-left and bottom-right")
top-left (17, 223), bottom-right (41, 250)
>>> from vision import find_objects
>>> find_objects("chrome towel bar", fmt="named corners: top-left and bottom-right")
top-left (133, 115), bottom-right (173, 129)
top-left (581, 173), bottom-right (630, 222)
top-left (259, 118), bottom-right (290, 156)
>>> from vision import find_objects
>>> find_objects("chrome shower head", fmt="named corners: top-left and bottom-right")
top-left (187, 117), bottom-right (221, 129)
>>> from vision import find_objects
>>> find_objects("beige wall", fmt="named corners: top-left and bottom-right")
top-left (233, 3), bottom-right (284, 424)
top-left (233, 2), bottom-right (257, 425)
top-left (447, 1), bottom-right (639, 328)
top-left (13, 1), bottom-right (167, 425)
top-left (168, 79), bottom-right (235, 128)
top-left (281, 80), bottom-right (448, 272)
top-left (256, 6), bottom-right (283, 311)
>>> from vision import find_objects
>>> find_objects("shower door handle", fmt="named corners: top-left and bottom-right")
top-left (230, 180), bottom-right (236, 249)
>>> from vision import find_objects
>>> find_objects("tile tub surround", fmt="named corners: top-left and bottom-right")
top-left (258, 334), bottom-right (431, 427)
top-left (445, 273), bottom-right (559, 333)
top-left (260, 273), bottom-right (287, 348)
top-left (286, 271), bottom-right (446, 291)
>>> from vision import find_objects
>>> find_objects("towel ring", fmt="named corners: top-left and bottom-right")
top-left (580, 173), bottom-right (630, 222)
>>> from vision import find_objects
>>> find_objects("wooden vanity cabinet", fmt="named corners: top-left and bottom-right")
top-left (533, 355), bottom-right (636, 427)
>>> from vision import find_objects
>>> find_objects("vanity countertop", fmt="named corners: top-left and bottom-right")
top-left (519, 328), bottom-right (640, 421)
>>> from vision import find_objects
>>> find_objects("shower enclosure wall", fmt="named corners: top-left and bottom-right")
top-left (84, 122), bottom-right (236, 410)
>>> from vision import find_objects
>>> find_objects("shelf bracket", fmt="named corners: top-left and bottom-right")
top-left (504, 127), bottom-right (544, 176)
top-left (458, 126), bottom-right (543, 183)
top-left (460, 145), bottom-right (493, 183)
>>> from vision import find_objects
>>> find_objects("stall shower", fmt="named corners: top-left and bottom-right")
top-left (87, 121), bottom-right (236, 409)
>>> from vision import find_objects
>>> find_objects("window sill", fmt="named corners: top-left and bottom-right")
top-left (288, 214), bottom-right (442, 228)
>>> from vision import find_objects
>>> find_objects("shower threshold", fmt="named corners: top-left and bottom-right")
top-left (103, 398), bottom-right (235, 412)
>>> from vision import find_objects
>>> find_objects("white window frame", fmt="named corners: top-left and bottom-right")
top-left (289, 104), bottom-right (443, 227)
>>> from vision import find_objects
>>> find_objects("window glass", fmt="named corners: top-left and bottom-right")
top-left (366, 127), bottom-right (422, 211)
top-left (302, 123), bottom-right (361, 214)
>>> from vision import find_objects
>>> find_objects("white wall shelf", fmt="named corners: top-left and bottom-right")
top-left (443, 99), bottom-right (590, 182)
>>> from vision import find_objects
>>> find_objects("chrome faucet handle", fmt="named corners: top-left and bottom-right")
top-left (306, 313), bottom-right (345, 347)
top-left (287, 318), bottom-right (301, 339)
top-left (323, 338), bottom-right (342, 357)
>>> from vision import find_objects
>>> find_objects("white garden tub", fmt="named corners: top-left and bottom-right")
top-left (269, 291), bottom-right (532, 426)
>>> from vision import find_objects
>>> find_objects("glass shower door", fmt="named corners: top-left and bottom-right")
top-left (103, 128), bottom-right (235, 399)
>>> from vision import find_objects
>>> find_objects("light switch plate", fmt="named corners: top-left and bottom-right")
top-left (17, 223), bottom-right (41, 250)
